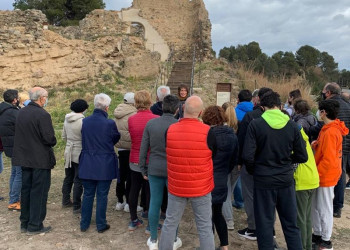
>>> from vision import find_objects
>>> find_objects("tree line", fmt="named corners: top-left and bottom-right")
top-left (13, 0), bottom-right (105, 26)
top-left (219, 42), bottom-right (350, 94)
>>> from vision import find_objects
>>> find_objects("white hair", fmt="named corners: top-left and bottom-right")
top-left (29, 88), bottom-right (47, 101)
top-left (157, 86), bottom-right (170, 101)
top-left (94, 93), bottom-right (111, 110)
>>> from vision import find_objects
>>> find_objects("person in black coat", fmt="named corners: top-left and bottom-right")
top-left (0, 89), bottom-right (21, 209)
top-left (202, 105), bottom-right (239, 250)
top-left (12, 87), bottom-right (57, 235)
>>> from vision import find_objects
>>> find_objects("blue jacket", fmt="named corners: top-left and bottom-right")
top-left (79, 109), bottom-right (120, 180)
top-left (235, 101), bottom-right (253, 121)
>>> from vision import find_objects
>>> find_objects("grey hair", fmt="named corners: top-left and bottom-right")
top-left (94, 93), bottom-right (111, 110)
top-left (29, 88), bottom-right (47, 101)
top-left (157, 86), bottom-right (170, 101)
top-left (325, 82), bottom-right (341, 95)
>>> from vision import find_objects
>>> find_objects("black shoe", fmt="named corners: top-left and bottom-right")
top-left (319, 240), bottom-right (333, 250)
top-left (20, 227), bottom-right (27, 233)
top-left (312, 234), bottom-right (322, 248)
top-left (0, 196), bottom-right (4, 201)
top-left (98, 224), bottom-right (110, 233)
top-left (62, 201), bottom-right (73, 208)
top-left (333, 209), bottom-right (341, 218)
top-left (81, 227), bottom-right (88, 232)
top-left (73, 208), bottom-right (81, 214)
top-left (26, 226), bottom-right (52, 235)
top-left (238, 227), bottom-right (257, 240)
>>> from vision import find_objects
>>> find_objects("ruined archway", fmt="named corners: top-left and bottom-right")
top-left (130, 22), bottom-right (145, 38)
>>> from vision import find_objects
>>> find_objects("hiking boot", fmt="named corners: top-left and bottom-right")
top-left (147, 237), bottom-right (158, 250)
top-left (319, 240), bottom-right (333, 250)
top-left (26, 226), bottom-right (52, 235)
top-left (145, 223), bottom-right (162, 235)
top-left (333, 209), bottom-right (341, 218)
top-left (115, 202), bottom-right (126, 211)
top-left (128, 218), bottom-right (143, 231)
top-left (8, 201), bottom-right (20, 211)
top-left (238, 227), bottom-right (257, 240)
top-left (173, 237), bottom-right (182, 250)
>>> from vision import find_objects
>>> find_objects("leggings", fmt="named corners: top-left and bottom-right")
top-left (212, 203), bottom-right (228, 246)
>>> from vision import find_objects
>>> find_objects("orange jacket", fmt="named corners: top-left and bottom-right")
top-left (313, 119), bottom-right (349, 187)
top-left (166, 118), bottom-right (214, 197)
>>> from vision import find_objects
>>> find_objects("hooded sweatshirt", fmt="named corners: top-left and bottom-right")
top-left (113, 103), bottom-right (137, 149)
top-left (62, 112), bottom-right (85, 168)
top-left (235, 101), bottom-right (253, 121)
top-left (313, 119), bottom-right (349, 187)
top-left (0, 102), bottom-right (19, 157)
top-left (242, 109), bottom-right (308, 189)
top-left (294, 128), bottom-right (319, 191)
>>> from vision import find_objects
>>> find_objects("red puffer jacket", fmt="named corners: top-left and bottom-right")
top-left (128, 110), bottom-right (158, 164)
top-left (166, 118), bottom-right (214, 197)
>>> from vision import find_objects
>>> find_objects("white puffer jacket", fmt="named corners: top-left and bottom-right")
top-left (114, 103), bottom-right (137, 150)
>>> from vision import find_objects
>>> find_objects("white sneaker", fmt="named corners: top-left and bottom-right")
top-left (124, 204), bottom-right (130, 212)
top-left (137, 205), bottom-right (143, 212)
top-left (147, 237), bottom-right (158, 250)
top-left (227, 220), bottom-right (234, 230)
top-left (173, 237), bottom-right (182, 250)
top-left (115, 202), bottom-right (126, 211)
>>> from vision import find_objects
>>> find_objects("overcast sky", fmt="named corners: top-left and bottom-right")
top-left (1, 0), bottom-right (349, 70)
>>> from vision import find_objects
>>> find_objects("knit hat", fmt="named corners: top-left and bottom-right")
top-left (124, 92), bottom-right (135, 104)
top-left (70, 99), bottom-right (89, 113)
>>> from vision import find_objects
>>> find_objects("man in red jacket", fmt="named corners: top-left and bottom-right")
top-left (159, 96), bottom-right (216, 250)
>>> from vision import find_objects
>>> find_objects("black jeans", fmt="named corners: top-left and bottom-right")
top-left (20, 167), bottom-right (51, 231)
top-left (129, 169), bottom-right (150, 221)
top-left (254, 184), bottom-right (302, 250)
top-left (62, 162), bottom-right (83, 210)
top-left (116, 150), bottom-right (131, 203)
top-left (333, 154), bottom-right (349, 212)
top-left (212, 203), bottom-right (228, 246)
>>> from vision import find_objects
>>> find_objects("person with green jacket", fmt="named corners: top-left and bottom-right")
top-left (294, 128), bottom-right (319, 250)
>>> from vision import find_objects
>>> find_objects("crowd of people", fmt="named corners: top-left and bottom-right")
top-left (0, 82), bottom-right (349, 250)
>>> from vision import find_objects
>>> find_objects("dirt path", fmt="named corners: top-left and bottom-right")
top-left (0, 161), bottom-right (349, 250)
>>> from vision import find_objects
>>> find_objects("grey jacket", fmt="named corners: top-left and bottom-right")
top-left (62, 112), bottom-right (84, 167)
top-left (114, 103), bottom-right (137, 149)
top-left (139, 113), bottom-right (178, 177)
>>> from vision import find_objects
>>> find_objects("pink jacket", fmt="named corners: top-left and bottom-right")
top-left (128, 110), bottom-right (158, 163)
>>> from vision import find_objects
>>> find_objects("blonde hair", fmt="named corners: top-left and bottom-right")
top-left (18, 92), bottom-right (29, 105)
top-left (222, 102), bottom-right (238, 132)
top-left (134, 90), bottom-right (152, 110)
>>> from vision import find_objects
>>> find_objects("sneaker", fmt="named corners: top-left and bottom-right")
top-left (312, 234), bottom-right (322, 249)
top-left (8, 201), bottom-right (21, 211)
top-left (346, 180), bottom-right (350, 190)
top-left (226, 220), bottom-right (234, 230)
top-left (98, 224), bottom-right (110, 233)
top-left (333, 209), bottom-right (341, 218)
top-left (137, 205), bottom-right (143, 212)
top-left (115, 202), bottom-right (126, 211)
top-left (147, 237), bottom-right (158, 250)
top-left (128, 218), bottom-right (143, 231)
top-left (145, 223), bottom-right (162, 234)
top-left (238, 227), bottom-right (257, 240)
top-left (173, 237), bottom-right (182, 250)
top-left (124, 204), bottom-right (130, 212)
top-left (141, 211), bottom-right (149, 219)
top-left (26, 226), bottom-right (52, 235)
top-left (319, 240), bottom-right (333, 250)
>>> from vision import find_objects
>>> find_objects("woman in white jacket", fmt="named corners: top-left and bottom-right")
top-left (62, 99), bottom-right (89, 213)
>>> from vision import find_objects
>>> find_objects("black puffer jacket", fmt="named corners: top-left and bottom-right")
top-left (293, 112), bottom-right (317, 136)
top-left (330, 95), bottom-right (350, 154)
top-left (0, 102), bottom-right (19, 157)
top-left (211, 126), bottom-right (239, 204)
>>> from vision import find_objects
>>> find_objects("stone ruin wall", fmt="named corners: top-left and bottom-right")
top-left (132, 0), bottom-right (212, 60)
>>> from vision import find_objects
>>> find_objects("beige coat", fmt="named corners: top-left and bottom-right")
top-left (114, 103), bottom-right (137, 149)
top-left (62, 112), bottom-right (84, 168)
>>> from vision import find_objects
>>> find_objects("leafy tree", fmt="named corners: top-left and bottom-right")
top-left (295, 45), bottom-right (320, 70)
top-left (247, 41), bottom-right (262, 61)
top-left (319, 51), bottom-right (338, 81)
top-left (13, 0), bottom-right (105, 25)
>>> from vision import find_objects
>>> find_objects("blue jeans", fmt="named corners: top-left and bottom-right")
top-left (159, 193), bottom-right (214, 250)
top-left (333, 154), bottom-right (349, 212)
top-left (80, 179), bottom-right (112, 231)
top-left (0, 152), bottom-right (3, 173)
top-left (9, 165), bottom-right (22, 204)
top-left (233, 176), bottom-right (244, 208)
